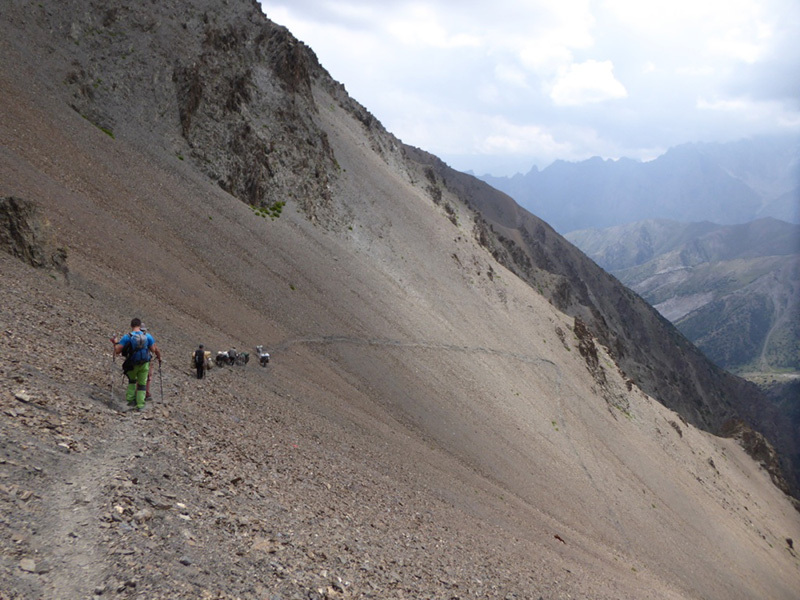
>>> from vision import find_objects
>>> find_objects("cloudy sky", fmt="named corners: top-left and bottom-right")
top-left (262, 0), bottom-right (800, 176)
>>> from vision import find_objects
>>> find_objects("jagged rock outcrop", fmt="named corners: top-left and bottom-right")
top-left (0, 197), bottom-right (67, 276)
top-left (169, 16), bottom-right (337, 219)
top-left (32, 0), bottom-right (337, 222)
top-left (722, 419), bottom-right (797, 509)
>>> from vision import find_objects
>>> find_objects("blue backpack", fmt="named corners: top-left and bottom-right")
top-left (123, 331), bottom-right (150, 366)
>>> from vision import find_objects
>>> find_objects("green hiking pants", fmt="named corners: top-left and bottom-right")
top-left (125, 362), bottom-right (150, 409)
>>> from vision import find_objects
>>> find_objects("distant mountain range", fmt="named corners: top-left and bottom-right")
top-left (566, 218), bottom-right (800, 375)
top-left (480, 136), bottom-right (800, 234)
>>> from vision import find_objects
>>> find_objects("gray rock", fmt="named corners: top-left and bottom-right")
top-left (19, 558), bottom-right (37, 573)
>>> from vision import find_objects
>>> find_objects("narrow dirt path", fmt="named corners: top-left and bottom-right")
top-left (273, 335), bottom-right (559, 367)
top-left (37, 410), bottom-right (140, 599)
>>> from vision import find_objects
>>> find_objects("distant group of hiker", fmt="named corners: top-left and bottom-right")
top-left (112, 318), bottom-right (271, 411)
top-left (194, 344), bottom-right (271, 377)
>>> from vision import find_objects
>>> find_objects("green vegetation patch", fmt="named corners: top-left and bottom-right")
top-left (251, 201), bottom-right (286, 221)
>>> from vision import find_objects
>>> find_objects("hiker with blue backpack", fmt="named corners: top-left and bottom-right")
top-left (113, 318), bottom-right (162, 410)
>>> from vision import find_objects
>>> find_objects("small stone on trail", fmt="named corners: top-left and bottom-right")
top-left (19, 558), bottom-right (36, 572)
top-left (117, 580), bottom-right (137, 592)
top-left (133, 508), bottom-right (153, 522)
top-left (251, 537), bottom-right (280, 554)
top-left (15, 390), bottom-right (32, 403)
top-left (18, 557), bottom-right (48, 573)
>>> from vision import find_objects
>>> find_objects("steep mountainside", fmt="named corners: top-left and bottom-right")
top-left (567, 219), bottom-right (800, 492)
top-left (480, 138), bottom-right (800, 233)
top-left (403, 150), bottom-right (781, 442)
top-left (1, 2), bottom-right (799, 599)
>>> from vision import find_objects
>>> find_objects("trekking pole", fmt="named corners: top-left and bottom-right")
top-left (109, 336), bottom-right (116, 404)
top-left (159, 360), bottom-right (164, 403)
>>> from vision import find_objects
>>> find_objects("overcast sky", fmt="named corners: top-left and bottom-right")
top-left (262, 0), bottom-right (800, 176)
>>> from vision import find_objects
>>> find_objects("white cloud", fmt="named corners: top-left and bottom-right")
top-left (697, 97), bottom-right (759, 112)
top-left (263, 0), bottom-right (800, 175)
top-left (480, 120), bottom-right (573, 157)
top-left (697, 96), bottom-right (800, 127)
top-left (675, 65), bottom-right (715, 77)
top-left (493, 64), bottom-right (530, 89)
top-left (707, 22), bottom-right (773, 64)
top-left (385, 4), bottom-right (482, 48)
top-left (603, 0), bottom-right (758, 34)
top-left (603, 0), bottom-right (779, 67)
top-left (549, 60), bottom-right (628, 106)
top-left (517, 39), bottom-right (577, 75)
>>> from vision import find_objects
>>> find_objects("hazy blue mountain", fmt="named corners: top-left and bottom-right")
top-left (481, 137), bottom-right (800, 234)
top-left (566, 218), bottom-right (800, 374)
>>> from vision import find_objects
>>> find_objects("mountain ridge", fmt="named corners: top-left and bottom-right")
top-left (567, 217), bottom-right (800, 271)
top-left (480, 138), bottom-right (800, 233)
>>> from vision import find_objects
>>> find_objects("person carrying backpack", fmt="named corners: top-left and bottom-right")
top-left (113, 318), bottom-right (162, 410)
top-left (193, 344), bottom-right (206, 379)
